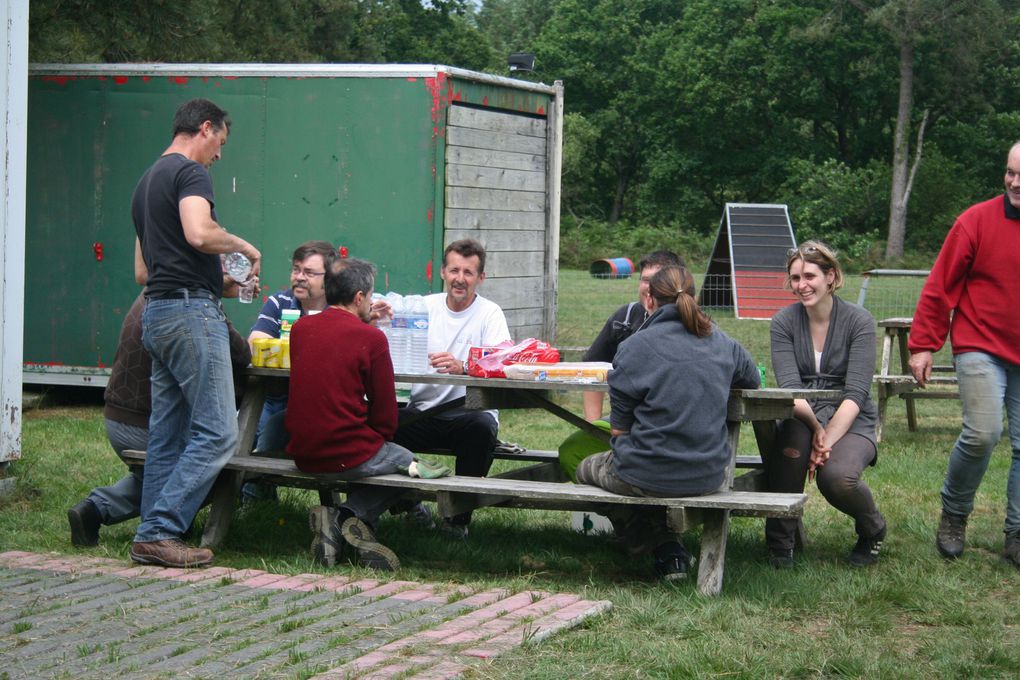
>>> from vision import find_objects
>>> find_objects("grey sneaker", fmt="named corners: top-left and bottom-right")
top-left (340, 517), bottom-right (400, 571)
top-left (936, 511), bottom-right (967, 559)
top-left (309, 505), bottom-right (343, 567)
top-left (1004, 531), bottom-right (1020, 569)
top-left (405, 502), bottom-right (436, 530)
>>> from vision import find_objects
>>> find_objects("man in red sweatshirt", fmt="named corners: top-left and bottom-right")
top-left (285, 255), bottom-right (448, 571)
top-left (909, 142), bottom-right (1020, 569)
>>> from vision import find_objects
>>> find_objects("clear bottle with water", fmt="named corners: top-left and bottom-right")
top-left (222, 252), bottom-right (252, 283)
top-left (386, 292), bottom-right (406, 374)
top-left (405, 295), bottom-right (430, 374)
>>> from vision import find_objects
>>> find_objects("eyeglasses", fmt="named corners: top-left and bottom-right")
top-left (291, 266), bottom-right (325, 278)
top-left (787, 245), bottom-right (819, 258)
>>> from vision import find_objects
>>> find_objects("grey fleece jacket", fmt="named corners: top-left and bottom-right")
top-left (609, 305), bottom-right (760, 496)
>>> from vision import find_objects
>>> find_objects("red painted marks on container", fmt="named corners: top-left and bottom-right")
top-left (224, 76), bottom-right (238, 80)
top-left (142, 76), bottom-right (151, 83)
top-left (427, 207), bottom-right (433, 223)
top-left (41, 76), bottom-right (70, 85)
top-left (171, 76), bottom-right (189, 85)
top-left (407, 77), bottom-right (418, 82)
top-left (426, 260), bottom-right (433, 284)
top-left (113, 76), bottom-right (128, 85)
top-left (97, 76), bottom-right (107, 81)
top-left (424, 73), bottom-right (448, 123)
top-left (538, 106), bottom-right (545, 115)
top-left (483, 96), bottom-right (489, 106)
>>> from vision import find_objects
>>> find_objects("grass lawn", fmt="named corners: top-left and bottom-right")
top-left (3, 270), bottom-right (1018, 679)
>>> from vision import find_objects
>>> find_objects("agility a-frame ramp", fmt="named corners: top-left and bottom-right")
top-left (698, 203), bottom-right (796, 320)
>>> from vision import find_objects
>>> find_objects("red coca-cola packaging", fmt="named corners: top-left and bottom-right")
top-left (468, 339), bottom-right (561, 378)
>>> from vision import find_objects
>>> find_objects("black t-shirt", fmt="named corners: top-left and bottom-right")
top-left (132, 153), bottom-right (222, 297)
top-left (583, 301), bottom-right (649, 363)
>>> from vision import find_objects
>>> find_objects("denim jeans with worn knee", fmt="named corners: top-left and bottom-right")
top-left (135, 294), bottom-right (239, 542)
top-left (87, 418), bottom-right (148, 525)
top-left (942, 351), bottom-right (1020, 535)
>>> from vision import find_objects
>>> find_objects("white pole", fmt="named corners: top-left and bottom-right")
top-left (0, 0), bottom-right (28, 464)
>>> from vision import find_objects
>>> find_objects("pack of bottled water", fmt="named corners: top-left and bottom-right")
top-left (378, 292), bottom-right (430, 375)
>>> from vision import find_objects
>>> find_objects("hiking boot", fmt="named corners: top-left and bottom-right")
top-left (130, 539), bottom-right (213, 568)
top-left (405, 502), bottom-right (436, 530)
top-left (768, 547), bottom-right (795, 570)
top-left (936, 511), bottom-right (967, 559)
top-left (653, 542), bottom-right (695, 582)
top-left (440, 518), bottom-right (469, 540)
top-left (309, 505), bottom-right (344, 567)
top-left (1004, 531), bottom-right (1020, 569)
top-left (849, 524), bottom-right (887, 567)
top-left (68, 498), bottom-right (102, 547)
top-left (340, 517), bottom-right (400, 571)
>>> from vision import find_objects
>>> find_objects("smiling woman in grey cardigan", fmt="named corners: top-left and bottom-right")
top-left (766, 241), bottom-right (886, 569)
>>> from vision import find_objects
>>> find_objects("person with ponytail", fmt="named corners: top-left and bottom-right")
top-left (575, 265), bottom-right (760, 581)
top-left (766, 241), bottom-right (886, 569)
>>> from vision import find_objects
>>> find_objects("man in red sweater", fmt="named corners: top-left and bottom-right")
top-left (909, 142), bottom-right (1020, 569)
top-left (285, 255), bottom-right (448, 571)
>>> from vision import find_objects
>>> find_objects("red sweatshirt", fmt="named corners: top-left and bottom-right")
top-left (285, 307), bottom-right (398, 473)
top-left (909, 195), bottom-right (1020, 365)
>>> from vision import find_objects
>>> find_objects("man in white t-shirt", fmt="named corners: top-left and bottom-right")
top-left (394, 239), bottom-right (511, 538)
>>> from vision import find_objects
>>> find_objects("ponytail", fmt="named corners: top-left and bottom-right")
top-left (648, 266), bottom-right (713, 338)
top-left (674, 290), bottom-right (713, 338)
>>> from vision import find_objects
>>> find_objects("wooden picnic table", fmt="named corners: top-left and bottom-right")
top-left (203, 368), bottom-right (837, 542)
top-left (121, 368), bottom-right (839, 594)
top-left (874, 317), bottom-right (959, 440)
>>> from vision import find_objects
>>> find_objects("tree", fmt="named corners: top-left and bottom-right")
top-left (844, 0), bottom-right (1005, 261)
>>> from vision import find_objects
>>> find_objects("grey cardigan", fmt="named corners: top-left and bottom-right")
top-left (770, 297), bottom-right (878, 446)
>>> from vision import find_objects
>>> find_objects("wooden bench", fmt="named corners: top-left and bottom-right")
top-left (120, 449), bottom-right (800, 596)
top-left (874, 317), bottom-right (959, 440)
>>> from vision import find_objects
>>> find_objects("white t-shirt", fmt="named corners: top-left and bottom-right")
top-left (408, 292), bottom-right (511, 416)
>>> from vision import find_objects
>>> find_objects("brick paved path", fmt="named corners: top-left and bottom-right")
top-left (0, 551), bottom-right (611, 679)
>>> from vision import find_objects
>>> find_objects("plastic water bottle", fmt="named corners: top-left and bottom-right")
top-left (386, 293), bottom-right (406, 374)
top-left (372, 292), bottom-right (391, 348)
top-left (405, 295), bottom-right (430, 374)
top-left (222, 252), bottom-right (252, 283)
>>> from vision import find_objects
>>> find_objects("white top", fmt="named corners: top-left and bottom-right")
top-left (408, 293), bottom-right (511, 418)
top-left (814, 350), bottom-right (823, 373)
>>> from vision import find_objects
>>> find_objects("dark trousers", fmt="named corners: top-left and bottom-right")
top-left (394, 406), bottom-right (498, 525)
top-left (765, 418), bottom-right (885, 551)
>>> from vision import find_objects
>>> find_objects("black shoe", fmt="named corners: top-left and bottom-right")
top-left (653, 542), bottom-right (694, 582)
top-left (936, 511), bottom-right (967, 559)
top-left (1004, 531), bottom-right (1020, 569)
top-left (768, 547), bottom-right (795, 569)
top-left (68, 499), bottom-right (102, 547)
top-left (340, 517), bottom-right (400, 571)
top-left (849, 524), bottom-right (886, 567)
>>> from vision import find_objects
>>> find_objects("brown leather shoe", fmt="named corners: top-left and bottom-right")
top-left (130, 539), bottom-right (213, 568)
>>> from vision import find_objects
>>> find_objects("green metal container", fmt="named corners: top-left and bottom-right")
top-left (24, 64), bottom-right (563, 385)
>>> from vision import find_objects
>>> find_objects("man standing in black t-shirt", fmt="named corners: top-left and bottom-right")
top-left (130, 98), bottom-right (261, 568)
top-left (582, 250), bottom-right (684, 421)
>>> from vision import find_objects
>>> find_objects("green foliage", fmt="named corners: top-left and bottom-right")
top-left (558, 216), bottom-right (714, 271)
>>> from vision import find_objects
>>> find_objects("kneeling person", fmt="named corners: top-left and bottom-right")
top-left (285, 255), bottom-right (448, 571)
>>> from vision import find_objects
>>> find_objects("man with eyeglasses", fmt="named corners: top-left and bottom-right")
top-left (582, 250), bottom-right (684, 421)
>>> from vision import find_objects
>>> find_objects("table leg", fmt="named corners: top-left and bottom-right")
top-left (897, 330), bottom-right (918, 431)
top-left (201, 375), bottom-right (265, 548)
top-left (696, 508), bottom-right (729, 596)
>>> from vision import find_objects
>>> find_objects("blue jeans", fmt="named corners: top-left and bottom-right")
top-left (336, 441), bottom-right (415, 525)
top-left (135, 294), bottom-right (239, 542)
top-left (87, 418), bottom-right (147, 525)
top-left (942, 351), bottom-right (1020, 535)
